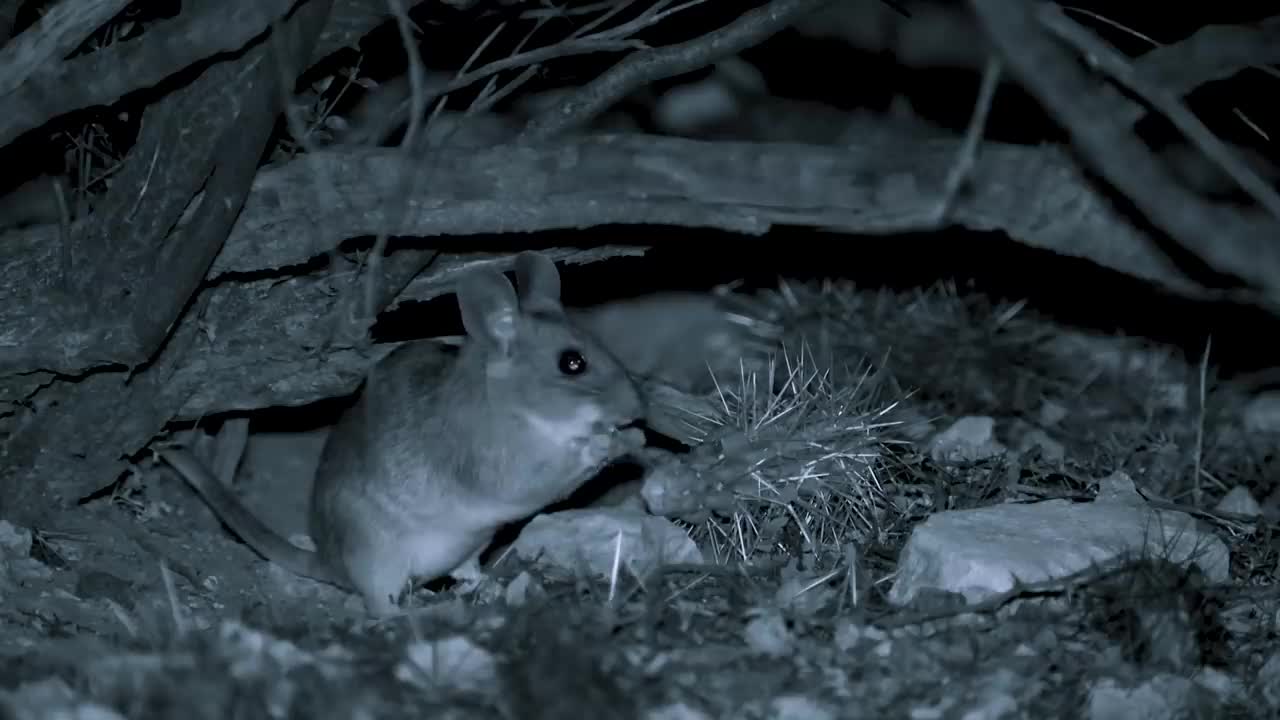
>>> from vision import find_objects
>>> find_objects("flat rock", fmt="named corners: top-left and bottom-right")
top-left (888, 472), bottom-right (1229, 606)
top-left (927, 416), bottom-right (1006, 463)
top-left (512, 508), bottom-right (703, 580)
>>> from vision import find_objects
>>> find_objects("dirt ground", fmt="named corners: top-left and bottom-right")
top-left (3, 281), bottom-right (1279, 720)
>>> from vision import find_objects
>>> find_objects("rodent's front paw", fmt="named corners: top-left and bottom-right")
top-left (608, 427), bottom-right (647, 457)
top-left (578, 427), bottom-right (644, 471)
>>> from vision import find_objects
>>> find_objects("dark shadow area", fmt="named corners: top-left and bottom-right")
top-left (374, 227), bottom-right (1280, 379)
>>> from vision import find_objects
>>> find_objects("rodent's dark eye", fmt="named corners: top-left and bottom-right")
top-left (558, 349), bottom-right (587, 376)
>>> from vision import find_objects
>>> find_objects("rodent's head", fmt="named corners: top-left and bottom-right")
top-left (455, 251), bottom-right (646, 436)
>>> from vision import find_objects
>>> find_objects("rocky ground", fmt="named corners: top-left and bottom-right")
top-left (3, 279), bottom-right (1279, 720)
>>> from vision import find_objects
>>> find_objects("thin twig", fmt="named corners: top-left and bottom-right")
top-left (1058, 6), bottom-right (1158, 46)
top-left (471, 65), bottom-right (540, 116)
top-left (299, 56), bottom-right (367, 148)
top-left (429, 20), bottom-right (508, 136)
top-left (472, 10), bottom-right (556, 113)
top-left (522, 0), bottom-right (829, 140)
top-left (929, 55), bottom-right (1001, 226)
top-left (470, 21), bottom-right (518, 112)
top-left (363, 0), bottom-right (429, 323)
top-left (571, 0), bottom-right (648, 40)
top-left (523, 0), bottom-right (628, 23)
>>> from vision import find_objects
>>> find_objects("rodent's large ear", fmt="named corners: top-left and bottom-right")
top-left (456, 267), bottom-right (519, 354)
top-left (514, 251), bottom-right (563, 313)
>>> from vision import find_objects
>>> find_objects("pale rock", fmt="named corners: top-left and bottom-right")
top-left (958, 669), bottom-right (1020, 720)
top-left (512, 509), bottom-right (703, 580)
top-left (1014, 427), bottom-right (1065, 463)
top-left (1088, 675), bottom-right (1202, 720)
top-left (1243, 391), bottom-right (1280, 434)
top-left (0, 520), bottom-right (31, 555)
top-left (217, 620), bottom-right (313, 674)
top-left (774, 570), bottom-right (836, 615)
top-left (1214, 486), bottom-right (1261, 519)
top-left (0, 677), bottom-right (127, 720)
top-left (1151, 382), bottom-right (1188, 413)
top-left (653, 81), bottom-right (740, 136)
top-left (1037, 400), bottom-right (1068, 427)
top-left (908, 699), bottom-right (949, 719)
top-left (398, 635), bottom-right (496, 693)
top-left (652, 57), bottom-right (765, 137)
top-left (502, 571), bottom-right (539, 607)
top-left (743, 610), bottom-right (793, 657)
top-left (767, 695), bottom-right (834, 720)
top-left (1192, 666), bottom-right (1242, 702)
top-left (1259, 650), bottom-right (1280, 708)
top-left (0, 521), bottom-right (41, 593)
top-left (834, 620), bottom-right (887, 653)
top-left (888, 472), bottom-right (1229, 606)
top-left (928, 416), bottom-right (1006, 463)
top-left (892, 404), bottom-right (936, 441)
top-left (646, 703), bottom-right (713, 720)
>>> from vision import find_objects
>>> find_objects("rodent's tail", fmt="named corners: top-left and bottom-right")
top-left (156, 445), bottom-right (343, 587)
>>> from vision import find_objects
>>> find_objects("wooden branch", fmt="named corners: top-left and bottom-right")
top-left (6, 131), bottom-right (1266, 385)
top-left (0, 0), bottom-right (297, 148)
top-left (1129, 15), bottom-right (1280, 114)
top-left (0, 0), bottom-right (336, 529)
top-left (0, 0), bottom-right (432, 145)
top-left (0, 0), bottom-right (432, 149)
top-left (0, 0), bottom-right (130, 96)
top-left (1039, 6), bottom-right (1280, 221)
top-left (217, 134), bottom-right (1239, 295)
top-left (21, 0), bottom-right (334, 379)
top-left (521, 0), bottom-right (834, 140)
top-left (968, 0), bottom-right (1280, 306)
top-left (791, 5), bottom-right (1280, 133)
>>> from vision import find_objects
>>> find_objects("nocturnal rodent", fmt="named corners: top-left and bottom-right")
top-left (157, 251), bottom-right (647, 617)
top-left (568, 290), bottom-right (777, 395)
